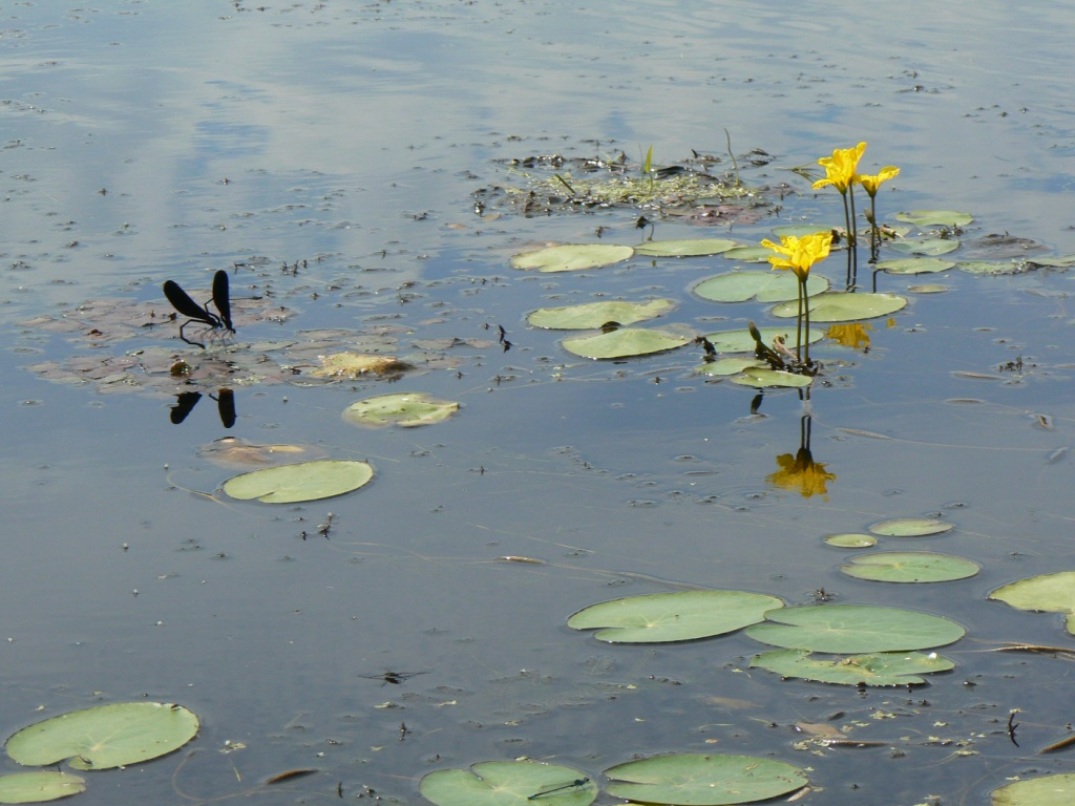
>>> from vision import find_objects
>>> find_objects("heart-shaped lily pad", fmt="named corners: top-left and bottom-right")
top-left (839, 551), bottom-right (980, 583)
top-left (896, 210), bottom-right (973, 228)
top-left (750, 648), bottom-right (954, 686)
top-left (561, 327), bottom-right (692, 360)
top-left (635, 238), bottom-right (738, 257)
top-left (604, 753), bottom-right (807, 805)
top-left (888, 239), bottom-right (960, 257)
top-left (824, 533), bottom-right (877, 548)
top-left (222, 459), bottom-right (374, 504)
top-left (703, 326), bottom-right (825, 354)
top-left (991, 773), bottom-right (1075, 806)
top-left (692, 271), bottom-right (829, 303)
top-left (420, 761), bottom-right (595, 806)
top-left (567, 590), bottom-right (785, 643)
top-left (511, 244), bottom-right (634, 273)
top-left (527, 299), bottom-right (675, 330)
top-left (5, 702), bottom-right (199, 771)
top-left (875, 257), bottom-right (956, 275)
top-left (0, 772), bottom-right (85, 804)
top-left (342, 392), bottom-right (459, 428)
top-left (770, 292), bottom-right (907, 322)
top-left (989, 571), bottom-right (1075, 635)
top-left (868, 517), bottom-right (953, 537)
top-left (745, 603), bottom-right (965, 653)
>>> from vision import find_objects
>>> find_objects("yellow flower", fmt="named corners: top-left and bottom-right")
top-left (767, 448), bottom-right (837, 498)
top-left (812, 142), bottom-right (867, 193)
top-left (759, 231), bottom-right (833, 280)
top-left (859, 166), bottom-right (900, 197)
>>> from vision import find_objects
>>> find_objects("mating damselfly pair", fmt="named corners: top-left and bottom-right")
top-left (162, 270), bottom-right (235, 348)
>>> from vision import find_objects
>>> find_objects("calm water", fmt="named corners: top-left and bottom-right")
top-left (4, 1), bottom-right (1075, 804)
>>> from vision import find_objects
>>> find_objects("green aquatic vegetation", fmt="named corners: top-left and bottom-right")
top-left (991, 773), bottom-right (1075, 806)
top-left (527, 298), bottom-right (676, 330)
top-left (420, 761), bottom-right (596, 806)
top-left (839, 551), bottom-right (980, 583)
top-left (634, 237), bottom-right (739, 257)
top-left (868, 516), bottom-right (953, 537)
top-left (989, 571), bottom-right (1075, 635)
top-left (0, 771), bottom-right (85, 804)
top-left (511, 243), bottom-right (634, 273)
top-left (222, 459), bottom-right (374, 504)
top-left (751, 647), bottom-right (954, 686)
top-left (561, 326), bottom-right (693, 360)
top-left (342, 392), bottom-right (459, 428)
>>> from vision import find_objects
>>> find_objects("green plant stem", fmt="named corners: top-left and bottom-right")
top-left (800, 275), bottom-right (811, 364)
top-left (848, 185), bottom-right (859, 289)
top-left (839, 190), bottom-right (853, 290)
top-left (868, 195), bottom-right (879, 259)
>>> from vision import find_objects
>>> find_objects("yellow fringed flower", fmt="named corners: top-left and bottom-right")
top-left (812, 142), bottom-right (867, 193)
top-left (759, 231), bottom-right (833, 281)
top-left (859, 166), bottom-right (900, 197)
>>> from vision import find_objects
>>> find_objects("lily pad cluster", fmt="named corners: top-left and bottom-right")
top-left (0, 702), bottom-right (199, 803)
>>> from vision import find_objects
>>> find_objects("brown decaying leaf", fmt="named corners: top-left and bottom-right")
top-left (264, 769), bottom-right (319, 785)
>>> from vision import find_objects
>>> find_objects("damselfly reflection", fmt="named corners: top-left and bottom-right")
top-left (527, 778), bottom-right (590, 800)
top-left (163, 270), bottom-right (235, 348)
top-left (168, 388), bottom-right (237, 429)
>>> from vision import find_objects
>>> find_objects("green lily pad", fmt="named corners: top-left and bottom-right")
top-left (824, 533), bottom-right (877, 548)
top-left (840, 551), bottom-right (980, 583)
top-left (720, 245), bottom-right (774, 262)
top-left (730, 367), bottom-right (814, 388)
top-left (5, 702), bottom-right (199, 771)
top-left (875, 257), bottom-right (956, 274)
top-left (567, 590), bottom-right (785, 643)
top-left (342, 392), bottom-right (459, 428)
top-left (745, 604), bottom-right (966, 653)
top-left (992, 773), bottom-right (1075, 806)
top-left (635, 238), bottom-right (738, 257)
top-left (222, 459), bottom-right (374, 504)
top-left (604, 753), bottom-right (808, 806)
top-left (510, 244), bottom-right (634, 273)
top-left (750, 648), bottom-right (954, 687)
top-left (703, 326), bottom-right (825, 354)
top-left (989, 571), bottom-right (1075, 635)
top-left (1026, 255), bottom-right (1075, 268)
top-left (527, 299), bottom-right (675, 330)
top-left (696, 357), bottom-right (763, 377)
top-left (957, 260), bottom-right (1023, 275)
top-left (888, 238), bottom-right (960, 257)
top-left (771, 292), bottom-right (907, 322)
top-left (868, 517), bottom-right (953, 537)
top-left (561, 327), bottom-right (692, 360)
top-left (420, 761), bottom-right (595, 806)
top-left (896, 210), bottom-right (974, 228)
top-left (692, 271), bottom-right (829, 303)
top-left (0, 772), bottom-right (85, 804)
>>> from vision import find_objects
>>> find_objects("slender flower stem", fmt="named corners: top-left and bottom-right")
top-left (868, 195), bottom-right (879, 259)
top-left (801, 276), bottom-right (811, 364)
top-left (840, 190), bottom-right (853, 290)
top-left (795, 278), bottom-right (804, 362)
top-left (848, 185), bottom-right (859, 290)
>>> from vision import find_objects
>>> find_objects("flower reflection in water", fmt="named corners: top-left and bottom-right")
top-left (767, 415), bottom-right (836, 499)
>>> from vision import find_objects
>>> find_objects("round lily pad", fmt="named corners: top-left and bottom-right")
top-left (824, 533), bottom-right (877, 549)
top-left (420, 761), bottom-right (595, 806)
top-left (692, 271), bottom-right (829, 303)
top-left (1027, 255), bottom-right (1075, 268)
top-left (888, 239), bottom-right (960, 257)
top-left (511, 244), bottom-right (634, 273)
top-left (5, 702), bottom-right (199, 771)
top-left (635, 238), bottom-right (738, 257)
top-left (745, 603), bottom-right (966, 653)
top-left (896, 210), bottom-right (974, 228)
top-left (721, 245), bottom-right (775, 262)
top-left (868, 517), bottom-right (953, 537)
top-left (567, 590), bottom-right (785, 643)
top-left (222, 459), bottom-right (374, 504)
top-left (696, 357), bottom-right (763, 377)
top-left (839, 551), bottom-right (980, 583)
top-left (771, 292), bottom-right (907, 322)
top-left (561, 327), bottom-right (691, 360)
top-left (604, 753), bottom-right (807, 805)
top-left (989, 571), bottom-right (1075, 636)
top-left (527, 299), bottom-right (675, 330)
top-left (703, 326), bottom-right (825, 354)
top-left (875, 257), bottom-right (956, 275)
top-left (750, 648), bottom-right (954, 687)
top-left (730, 367), bottom-right (814, 388)
top-left (342, 392), bottom-right (459, 428)
top-left (991, 773), bottom-right (1075, 806)
top-left (0, 772), bottom-right (85, 804)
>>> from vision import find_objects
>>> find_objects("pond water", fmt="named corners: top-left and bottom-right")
top-left (4, 1), bottom-right (1075, 804)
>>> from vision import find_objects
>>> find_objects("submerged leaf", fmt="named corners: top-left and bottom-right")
top-left (5, 702), bottom-right (199, 771)
top-left (568, 590), bottom-right (785, 643)
top-left (511, 244), bottom-right (634, 273)
top-left (223, 459), bottom-right (374, 504)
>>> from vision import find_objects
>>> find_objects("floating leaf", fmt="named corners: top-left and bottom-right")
top-left (868, 517), bottom-right (953, 537)
top-left (989, 571), bottom-right (1075, 635)
top-left (745, 604), bottom-right (965, 653)
top-left (309, 352), bottom-right (413, 379)
top-left (696, 357), bottom-right (763, 377)
top-left (1025, 255), bottom-right (1075, 268)
top-left (703, 326), bottom-right (825, 354)
top-left (222, 459), bottom-right (374, 504)
top-left (874, 257), bottom-right (955, 275)
top-left (604, 753), bottom-right (807, 806)
top-left (510, 244), bottom-right (634, 273)
top-left (720, 245), bottom-right (774, 262)
top-left (908, 284), bottom-right (949, 294)
top-left (420, 761), bottom-right (595, 806)
top-left (840, 551), bottom-right (980, 583)
top-left (561, 327), bottom-right (691, 360)
top-left (991, 773), bottom-right (1075, 806)
top-left (527, 299), bottom-right (675, 330)
top-left (342, 392), bottom-right (459, 428)
top-left (771, 292), bottom-right (907, 322)
top-left (5, 702), bottom-right (199, 771)
top-left (635, 238), bottom-right (738, 257)
top-left (0, 772), bottom-right (85, 804)
top-left (751, 648), bottom-right (954, 686)
top-left (888, 239), bottom-right (960, 257)
top-left (692, 271), bottom-right (828, 303)
top-left (824, 533), bottom-right (877, 548)
top-left (567, 590), bottom-right (784, 643)
top-left (957, 260), bottom-right (1024, 275)
top-left (730, 367), bottom-right (814, 389)
top-left (896, 210), bottom-right (974, 228)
